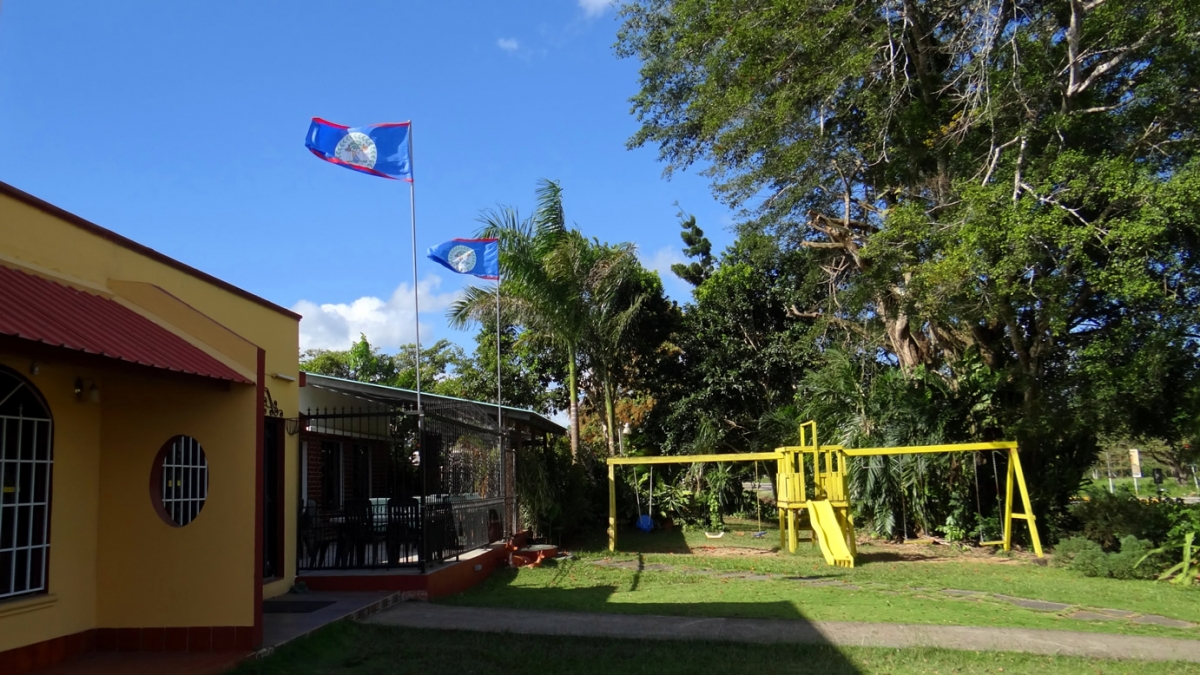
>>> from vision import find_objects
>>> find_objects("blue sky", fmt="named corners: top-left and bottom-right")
top-left (0, 0), bottom-right (737, 353)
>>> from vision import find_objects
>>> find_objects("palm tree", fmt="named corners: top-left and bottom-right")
top-left (450, 180), bottom-right (653, 459)
top-left (448, 180), bottom-right (587, 458)
top-left (565, 236), bottom-right (648, 455)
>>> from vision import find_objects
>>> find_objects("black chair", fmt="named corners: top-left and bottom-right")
top-left (423, 502), bottom-right (460, 564)
top-left (299, 500), bottom-right (334, 569)
top-left (385, 497), bottom-right (421, 567)
top-left (336, 499), bottom-right (376, 567)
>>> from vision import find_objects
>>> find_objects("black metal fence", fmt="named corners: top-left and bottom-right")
top-left (297, 399), bottom-right (510, 571)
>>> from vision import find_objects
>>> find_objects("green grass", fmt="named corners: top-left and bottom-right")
top-left (232, 620), bottom-right (1200, 675)
top-left (1093, 476), bottom-right (1198, 498)
top-left (440, 521), bottom-right (1200, 640)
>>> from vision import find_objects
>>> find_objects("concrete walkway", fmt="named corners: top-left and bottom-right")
top-left (367, 603), bottom-right (1200, 664)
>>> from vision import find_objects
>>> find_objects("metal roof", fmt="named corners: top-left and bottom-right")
top-left (302, 372), bottom-right (566, 434)
top-left (0, 264), bottom-right (252, 384)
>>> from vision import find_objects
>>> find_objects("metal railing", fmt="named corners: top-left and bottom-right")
top-left (297, 497), bottom-right (505, 571)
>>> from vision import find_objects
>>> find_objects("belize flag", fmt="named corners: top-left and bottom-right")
top-left (305, 118), bottom-right (413, 181)
top-left (428, 239), bottom-right (500, 280)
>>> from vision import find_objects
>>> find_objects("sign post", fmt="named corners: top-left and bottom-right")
top-left (1129, 448), bottom-right (1142, 496)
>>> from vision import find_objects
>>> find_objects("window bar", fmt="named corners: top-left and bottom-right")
top-left (176, 437), bottom-right (182, 522)
top-left (188, 437), bottom-right (195, 526)
top-left (0, 419), bottom-right (7, 597)
top-left (189, 436), bottom-right (196, 524)
top-left (25, 420), bottom-right (36, 592)
top-left (170, 439), bottom-right (176, 524)
top-left (11, 414), bottom-right (22, 596)
top-left (189, 437), bottom-right (196, 524)
top-left (202, 438), bottom-right (208, 523)
top-left (176, 438), bottom-right (182, 523)
top-left (39, 421), bottom-right (52, 591)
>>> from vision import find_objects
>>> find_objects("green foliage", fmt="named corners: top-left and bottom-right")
top-left (517, 435), bottom-right (607, 543)
top-left (1068, 488), bottom-right (1177, 550)
top-left (1137, 532), bottom-right (1200, 586)
top-left (649, 234), bottom-right (820, 459)
top-left (669, 211), bottom-right (713, 286)
top-left (450, 180), bottom-right (669, 458)
top-left (651, 480), bottom-right (693, 523)
top-left (1054, 536), bottom-right (1164, 580)
top-left (299, 335), bottom-right (467, 397)
top-left (456, 320), bottom-right (565, 415)
top-left (617, 0), bottom-right (1200, 540)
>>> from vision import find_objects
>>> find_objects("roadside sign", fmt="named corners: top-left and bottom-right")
top-left (1129, 448), bottom-right (1143, 478)
top-left (1152, 468), bottom-right (1164, 485)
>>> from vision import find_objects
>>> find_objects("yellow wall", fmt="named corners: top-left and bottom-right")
top-left (0, 188), bottom-right (301, 645)
top-left (0, 358), bottom-right (101, 653)
top-left (95, 370), bottom-right (256, 627)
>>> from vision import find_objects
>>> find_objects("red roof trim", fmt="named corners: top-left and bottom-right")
top-left (0, 181), bottom-right (302, 321)
top-left (0, 265), bottom-right (253, 384)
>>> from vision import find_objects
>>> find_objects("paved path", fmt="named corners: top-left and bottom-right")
top-left (368, 603), bottom-right (1200, 663)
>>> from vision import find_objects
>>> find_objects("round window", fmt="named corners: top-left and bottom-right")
top-left (150, 435), bottom-right (209, 527)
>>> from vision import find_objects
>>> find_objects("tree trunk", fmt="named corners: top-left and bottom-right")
top-left (567, 344), bottom-right (580, 461)
top-left (603, 378), bottom-right (617, 457)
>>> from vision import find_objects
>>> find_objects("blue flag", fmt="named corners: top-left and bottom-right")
top-left (305, 118), bottom-right (413, 181)
top-left (427, 239), bottom-right (500, 280)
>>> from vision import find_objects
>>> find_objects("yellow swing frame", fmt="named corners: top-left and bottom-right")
top-left (606, 422), bottom-right (1043, 565)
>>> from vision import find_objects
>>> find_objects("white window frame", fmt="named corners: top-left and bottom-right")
top-left (160, 436), bottom-right (208, 526)
top-left (0, 381), bottom-right (53, 601)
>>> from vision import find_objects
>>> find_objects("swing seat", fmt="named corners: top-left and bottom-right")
top-left (636, 515), bottom-right (653, 532)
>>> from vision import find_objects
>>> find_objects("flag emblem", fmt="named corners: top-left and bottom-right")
top-left (427, 238), bottom-right (500, 279)
top-left (448, 245), bottom-right (477, 273)
top-left (334, 132), bottom-right (377, 169)
top-left (305, 118), bottom-right (412, 180)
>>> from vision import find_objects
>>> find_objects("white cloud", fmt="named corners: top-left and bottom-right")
top-left (293, 276), bottom-right (459, 352)
top-left (496, 38), bottom-right (519, 51)
top-left (640, 246), bottom-right (693, 302)
top-left (578, 0), bottom-right (617, 18)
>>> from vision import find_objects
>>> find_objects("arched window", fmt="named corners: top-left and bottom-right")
top-left (0, 366), bottom-right (53, 601)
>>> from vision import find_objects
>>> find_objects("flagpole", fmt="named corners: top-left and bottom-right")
top-left (410, 177), bottom-right (422, 412)
top-left (496, 275), bottom-right (507, 536)
top-left (408, 123), bottom-right (427, 573)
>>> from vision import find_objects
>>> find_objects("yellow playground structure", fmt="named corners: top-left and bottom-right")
top-left (607, 422), bottom-right (1044, 567)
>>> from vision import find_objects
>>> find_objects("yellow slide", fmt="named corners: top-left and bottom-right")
top-left (806, 500), bottom-right (855, 568)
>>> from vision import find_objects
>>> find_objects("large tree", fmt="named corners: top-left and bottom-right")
top-left (299, 335), bottom-right (466, 397)
top-left (455, 317), bottom-right (567, 416)
top-left (618, 0), bottom-right (1200, 511)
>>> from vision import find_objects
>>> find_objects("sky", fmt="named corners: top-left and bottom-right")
top-left (0, 0), bottom-right (739, 354)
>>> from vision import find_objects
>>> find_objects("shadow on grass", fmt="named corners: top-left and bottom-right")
top-left (614, 526), bottom-right (693, 554)
top-left (856, 550), bottom-right (939, 564)
top-left (437, 561), bottom-right (862, 673)
top-left (232, 622), bottom-right (873, 675)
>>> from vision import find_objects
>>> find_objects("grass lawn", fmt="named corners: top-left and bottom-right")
top-left (441, 520), bottom-right (1200, 640)
top-left (1092, 476), bottom-right (1198, 499)
top-left (231, 621), bottom-right (1200, 675)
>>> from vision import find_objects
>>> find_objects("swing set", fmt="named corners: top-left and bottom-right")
top-left (607, 421), bottom-right (1044, 568)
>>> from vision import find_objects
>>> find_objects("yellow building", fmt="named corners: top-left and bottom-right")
top-left (0, 181), bottom-right (301, 672)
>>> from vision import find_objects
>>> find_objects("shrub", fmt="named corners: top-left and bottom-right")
top-left (1137, 531), bottom-right (1200, 586)
top-left (1069, 487), bottom-right (1175, 550)
top-left (1166, 505), bottom-right (1200, 543)
top-left (1107, 536), bottom-right (1164, 580)
top-left (1053, 536), bottom-right (1101, 568)
top-left (1053, 535), bottom-right (1165, 579)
